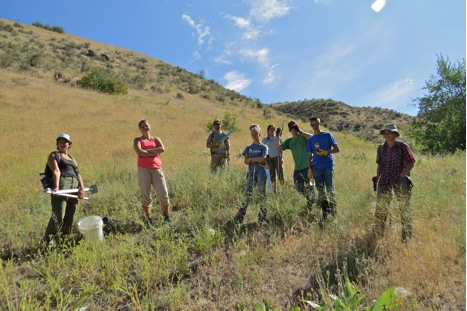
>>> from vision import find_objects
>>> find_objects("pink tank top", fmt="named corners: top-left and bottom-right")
top-left (137, 138), bottom-right (162, 169)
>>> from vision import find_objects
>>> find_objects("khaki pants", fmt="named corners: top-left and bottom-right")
top-left (138, 167), bottom-right (170, 212)
top-left (374, 179), bottom-right (412, 240)
top-left (210, 154), bottom-right (228, 172)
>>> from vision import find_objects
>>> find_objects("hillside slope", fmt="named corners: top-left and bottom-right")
top-left (0, 18), bottom-right (414, 143)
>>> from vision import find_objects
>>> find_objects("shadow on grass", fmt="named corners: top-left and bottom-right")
top-left (290, 230), bottom-right (389, 308)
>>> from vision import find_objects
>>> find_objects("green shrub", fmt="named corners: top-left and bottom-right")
top-left (32, 21), bottom-right (65, 34)
top-left (78, 67), bottom-right (128, 95)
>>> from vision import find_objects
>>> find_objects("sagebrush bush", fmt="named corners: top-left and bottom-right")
top-left (78, 67), bottom-right (128, 95)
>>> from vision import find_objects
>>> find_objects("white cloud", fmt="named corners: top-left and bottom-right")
top-left (223, 71), bottom-right (252, 91)
top-left (228, 16), bottom-right (251, 29)
top-left (226, 15), bottom-right (261, 40)
top-left (241, 48), bottom-right (270, 64)
top-left (213, 42), bottom-right (234, 65)
top-left (371, 79), bottom-right (415, 107)
top-left (249, 0), bottom-right (291, 23)
top-left (192, 50), bottom-right (201, 60)
top-left (241, 48), bottom-right (278, 84)
top-left (182, 14), bottom-right (212, 47)
top-left (263, 64), bottom-right (278, 84)
top-left (213, 55), bottom-right (232, 65)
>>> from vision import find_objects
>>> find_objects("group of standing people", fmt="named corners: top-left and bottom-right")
top-left (206, 118), bottom-right (415, 242)
top-left (42, 117), bottom-right (415, 246)
top-left (205, 117), bottom-right (340, 225)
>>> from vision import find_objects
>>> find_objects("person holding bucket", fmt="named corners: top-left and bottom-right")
top-left (43, 133), bottom-right (86, 245)
top-left (134, 119), bottom-right (171, 225)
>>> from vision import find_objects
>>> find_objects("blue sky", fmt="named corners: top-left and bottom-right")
top-left (2, 0), bottom-right (465, 116)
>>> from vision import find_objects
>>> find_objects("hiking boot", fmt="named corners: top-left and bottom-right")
top-left (145, 216), bottom-right (156, 228)
top-left (163, 212), bottom-right (171, 223)
top-left (258, 207), bottom-right (267, 223)
top-left (233, 208), bottom-right (247, 223)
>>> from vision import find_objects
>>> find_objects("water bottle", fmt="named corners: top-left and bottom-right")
top-left (314, 142), bottom-right (320, 152)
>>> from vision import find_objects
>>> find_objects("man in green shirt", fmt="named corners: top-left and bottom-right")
top-left (279, 121), bottom-right (315, 209)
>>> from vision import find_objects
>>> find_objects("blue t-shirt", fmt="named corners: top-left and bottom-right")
top-left (243, 143), bottom-right (268, 173)
top-left (306, 132), bottom-right (337, 169)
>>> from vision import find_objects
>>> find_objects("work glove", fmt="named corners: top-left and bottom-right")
top-left (275, 127), bottom-right (282, 137)
top-left (307, 168), bottom-right (313, 180)
top-left (317, 149), bottom-right (330, 156)
top-left (212, 141), bottom-right (221, 148)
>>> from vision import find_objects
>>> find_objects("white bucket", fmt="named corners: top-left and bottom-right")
top-left (77, 215), bottom-right (104, 241)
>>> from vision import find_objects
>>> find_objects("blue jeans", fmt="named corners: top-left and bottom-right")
top-left (242, 166), bottom-right (267, 210)
top-left (312, 167), bottom-right (336, 206)
top-left (293, 168), bottom-right (315, 207)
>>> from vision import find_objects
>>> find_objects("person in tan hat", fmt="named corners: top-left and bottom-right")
top-left (206, 119), bottom-right (231, 172)
top-left (373, 123), bottom-right (415, 242)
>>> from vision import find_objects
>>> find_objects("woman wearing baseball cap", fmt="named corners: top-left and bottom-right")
top-left (43, 133), bottom-right (86, 245)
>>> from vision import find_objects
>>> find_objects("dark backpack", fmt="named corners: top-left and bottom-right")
top-left (39, 152), bottom-right (60, 189)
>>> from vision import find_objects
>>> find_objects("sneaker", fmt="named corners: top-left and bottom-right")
top-left (233, 208), bottom-right (246, 223)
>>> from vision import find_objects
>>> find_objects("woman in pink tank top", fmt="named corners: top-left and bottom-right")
top-left (133, 119), bottom-right (171, 225)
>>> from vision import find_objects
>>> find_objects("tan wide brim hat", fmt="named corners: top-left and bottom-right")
top-left (380, 123), bottom-right (400, 137)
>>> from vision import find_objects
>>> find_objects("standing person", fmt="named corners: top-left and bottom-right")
top-left (44, 133), bottom-right (85, 245)
top-left (206, 119), bottom-right (231, 172)
top-left (262, 124), bottom-right (284, 193)
top-left (234, 124), bottom-right (269, 223)
top-left (134, 119), bottom-right (171, 224)
top-left (306, 117), bottom-right (340, 221)
top-left (373, 123), bottom-right (415, 242)
top-left (279, 121), bottom-right (314, 209)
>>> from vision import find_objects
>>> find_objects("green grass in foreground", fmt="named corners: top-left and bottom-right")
top-left (0, 151), bottom-right (465, 310)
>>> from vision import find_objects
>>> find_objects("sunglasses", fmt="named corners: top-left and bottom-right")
top-left (310, 123), bottom-right (319, 127)
top-left (214, 123), bottom-right (221, 126)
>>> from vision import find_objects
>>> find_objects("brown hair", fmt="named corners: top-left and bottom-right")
top-left (138, 119), bottom-right (148, 129)
top-left (309, 116), bottom-right (321, 123)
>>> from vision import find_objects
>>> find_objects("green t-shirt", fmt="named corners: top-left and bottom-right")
top-left (281, 135), bottom-right (309, 171)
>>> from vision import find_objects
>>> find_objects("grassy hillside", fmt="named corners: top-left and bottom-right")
top-left (270, 99), bottom-right (414, 143)
top-left (0, 19), bottom-right (465, 310)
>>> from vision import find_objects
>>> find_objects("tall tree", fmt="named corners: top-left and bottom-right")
top-left (411, 55), bottom-right (466, 153)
